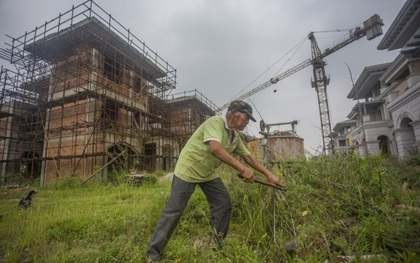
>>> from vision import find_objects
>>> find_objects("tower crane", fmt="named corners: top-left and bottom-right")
top-left (218, 15), bottom-right (384, 154)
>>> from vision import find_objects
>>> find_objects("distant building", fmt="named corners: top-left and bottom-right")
top-left (345, 63), bottom-right (394, 156)
top-left (0, 1), bottom-right (217, 185)
top-left (333, 0), bottom-right (420, 160)
top-left (332, 120), bottom-right (357, 154)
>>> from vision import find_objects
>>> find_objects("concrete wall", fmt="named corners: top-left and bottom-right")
top-left (247, 136), bottom-right (304, 162)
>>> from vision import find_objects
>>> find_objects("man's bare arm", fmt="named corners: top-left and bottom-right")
top-left (242, 155), bottom-right (284, 187)
top-left (208, 140), bottom-right (254, 182)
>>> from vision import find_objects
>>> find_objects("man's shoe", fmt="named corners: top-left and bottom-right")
top-left (145, 256), bottom-right (159, 263)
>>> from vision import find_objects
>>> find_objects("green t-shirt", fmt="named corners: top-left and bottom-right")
top-left (174, 116), bottom-right (250, 183)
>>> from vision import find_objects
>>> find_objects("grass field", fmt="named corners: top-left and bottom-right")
top-left (1, 154), bottom-right (419, 262)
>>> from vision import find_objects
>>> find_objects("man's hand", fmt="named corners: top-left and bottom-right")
top-left (240, 167), bottom-right (255, 183)
top-left (242, 155), bottom-right (285, 187)
top-left (267, 173), bottom-right (285, 188)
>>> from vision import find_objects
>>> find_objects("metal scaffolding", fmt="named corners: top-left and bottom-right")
top-left (0, 0), bottom-right (216, 185)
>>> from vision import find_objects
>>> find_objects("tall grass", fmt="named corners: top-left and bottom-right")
top-left (0, 154), bottom-right (419, 262)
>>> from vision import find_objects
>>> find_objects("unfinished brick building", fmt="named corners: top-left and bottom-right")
top-left (0, 0), bottom-right (217, 185)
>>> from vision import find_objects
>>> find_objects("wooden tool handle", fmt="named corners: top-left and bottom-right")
top-left (237, 174), bottom-right (284, 190)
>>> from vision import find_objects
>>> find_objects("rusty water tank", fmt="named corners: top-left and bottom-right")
top-left (247, 132), bottom-right (304, 161)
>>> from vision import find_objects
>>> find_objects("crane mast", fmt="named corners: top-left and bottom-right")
top-left (218, 14), bottom-right (384, 155)
top-left (310, 32), bottom-right (333, 154)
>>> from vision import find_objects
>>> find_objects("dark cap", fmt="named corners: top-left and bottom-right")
top-left (227, 100), bottom-right (256, 122)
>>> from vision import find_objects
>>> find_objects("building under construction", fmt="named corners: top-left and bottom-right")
top-left (0, 0), bottom-right (217, 185)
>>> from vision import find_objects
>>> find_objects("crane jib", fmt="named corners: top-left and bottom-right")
top-left (219, 14), bottom-right (383, 113)
top-left (219, 14), bottom-right (383, 154)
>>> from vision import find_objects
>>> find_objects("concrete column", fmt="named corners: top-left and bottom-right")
top-left (410, 119), bottom-right (420, 153)
top-left (390, 136), bottom-right (399, 157)
top-left (366, 139), bottom-right (379, 155)
top-left (394, 127), bottom-right (416, 160)
top-left (1, 102), bottom-right (14, 182)
top-left (40, 108), bottom-right (51, 186)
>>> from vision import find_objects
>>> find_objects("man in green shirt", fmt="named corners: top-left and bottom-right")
top-left (146, 100), bottom-right (284, 262)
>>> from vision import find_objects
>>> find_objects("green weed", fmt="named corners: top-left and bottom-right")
top-left (0, 156), bottom-right (419, 262)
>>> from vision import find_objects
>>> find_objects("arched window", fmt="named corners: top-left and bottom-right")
top-left (400, 117), bottom-right (412, 128)
top-left (377, 135), bottom-right (389, 155)
top-left (399, 117), bottom-right (416, 156)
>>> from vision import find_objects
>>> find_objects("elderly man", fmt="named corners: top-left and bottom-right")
top-left (146, 100), bottom-right (284, 262)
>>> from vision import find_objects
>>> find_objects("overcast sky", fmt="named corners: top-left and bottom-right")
top-left (0, 0), bottom-right (405, 155)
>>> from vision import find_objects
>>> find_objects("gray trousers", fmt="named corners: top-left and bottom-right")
top-left (146, 175), bottom-right (232, 261)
